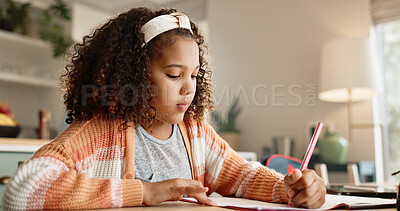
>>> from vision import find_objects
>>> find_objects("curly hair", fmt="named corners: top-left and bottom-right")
top-left (60, 7), bottom-right (214, 127)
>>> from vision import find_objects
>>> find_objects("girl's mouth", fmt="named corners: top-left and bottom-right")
top-left (177, 104), bottom-right (189, 112)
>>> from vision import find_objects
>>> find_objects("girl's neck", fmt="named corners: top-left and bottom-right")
top-left (141, 120), bottom-right (173, 140)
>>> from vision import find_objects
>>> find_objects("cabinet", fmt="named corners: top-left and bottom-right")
top-left (0, 29), bottom-right (65, 138)
top-left (0, 137), bottom-right (49, 208)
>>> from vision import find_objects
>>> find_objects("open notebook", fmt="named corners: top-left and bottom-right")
top-left (182, 194), bottom-right (396, 210)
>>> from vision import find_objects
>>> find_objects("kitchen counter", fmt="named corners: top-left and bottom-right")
top-left (0, 138), bottom-right (50, 152)
top-left (0, 138), bottom-right (51, 208)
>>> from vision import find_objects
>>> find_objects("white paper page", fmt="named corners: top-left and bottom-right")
top-left (184, 196), bottom-right (306, 210)
top-left (322, 194), bottom-right (396, 209)
top-left (183, 194), bottom-right (396, 210)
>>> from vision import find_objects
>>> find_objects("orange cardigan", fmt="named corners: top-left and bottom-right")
top-left (2, 115), bottom-right (288, 209)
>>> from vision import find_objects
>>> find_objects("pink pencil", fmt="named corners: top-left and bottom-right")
top-left (300, 122), bottom-right (323, 171)
top-left (289, 122), bottom-right (323, 207)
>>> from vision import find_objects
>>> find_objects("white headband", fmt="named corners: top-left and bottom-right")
top-left (140, 12), bottom-right (193, 45)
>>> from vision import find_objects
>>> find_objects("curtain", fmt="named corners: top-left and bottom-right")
top-left (371, 0), bottom-right (400, 25)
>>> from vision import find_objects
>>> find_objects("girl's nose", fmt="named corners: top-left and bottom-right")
top-left (180, 79), bottom-right (195, 95)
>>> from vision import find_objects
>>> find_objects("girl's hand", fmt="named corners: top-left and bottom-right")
top-left (284, 169), bottom-right (326, 209)
top-left (142, 178), bottom-right (217, 206)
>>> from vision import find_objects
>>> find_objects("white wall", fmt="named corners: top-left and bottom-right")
top-left (207, 0), bottom-right (375, 161)
top-left (71, 2), bottom-right (113, 42)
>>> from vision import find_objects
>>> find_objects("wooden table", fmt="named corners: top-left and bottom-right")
top-left (95, 201), bottom-right (397, 210)
top-left (0, 137), bottom-right (50, 152)
top-left (100, 201), bottom-right (226, 210)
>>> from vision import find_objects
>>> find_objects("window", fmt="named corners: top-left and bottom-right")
top-left (376, 21), bottom-right (400, 182)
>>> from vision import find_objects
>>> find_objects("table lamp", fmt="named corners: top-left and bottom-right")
top-left (318, 38), bottom-right (380, 142)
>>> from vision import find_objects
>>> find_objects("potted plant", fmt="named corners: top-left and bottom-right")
top-left (39, 0), bottom-right (72, 57)
top-left (0, 0), bottom-right (31, 33)
top-left (211, 96), bottom-right (242, 150)
top-left (0, 4), bottom-right (13, 31)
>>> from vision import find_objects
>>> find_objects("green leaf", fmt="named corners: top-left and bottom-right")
top-left (49, 0), bottom-right (70, 20)
top-left (5, 0), bottom-right (31, 32)
top-left (211, 95), bottom-right (242, 132)
top-left (38, 0), bottom-right (71, 57)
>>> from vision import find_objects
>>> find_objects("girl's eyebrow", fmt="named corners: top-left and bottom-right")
top-left (164, 64), bottom-right (184, 69)
top-left (164, 64), bottom-right (200, 70)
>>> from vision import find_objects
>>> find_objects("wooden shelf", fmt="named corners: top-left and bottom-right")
top-left (0, 72), bottom-right (58, 88)
top-left (0, 137), bottom-right (50, 145)
top-left (0, 29), bottom-right (62, 88)
top-left (0, 137), bottom-right (50, 152)
top-left (0, 30), bottom-right (50, 50)
top-left (0, 30), bottom-right (53, 62)
top-left (0, 29), bottom-right (61, 73)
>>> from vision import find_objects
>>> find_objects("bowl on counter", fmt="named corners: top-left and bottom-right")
top-left (0, 125), bottom-right (21, 138)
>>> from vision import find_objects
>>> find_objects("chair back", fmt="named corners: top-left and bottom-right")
top-left (261, 154), bottom-right (302, 174)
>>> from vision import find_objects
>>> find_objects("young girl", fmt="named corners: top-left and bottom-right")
top-left (2, 7), bottom-right (326, 210)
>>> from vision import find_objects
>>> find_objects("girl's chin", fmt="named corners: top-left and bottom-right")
top-left (171, 112), bottom-right (187, 123)
top-left (155, 113), bottom-right (185, 125)
top-left (170, 114), bottom-right (185, 124)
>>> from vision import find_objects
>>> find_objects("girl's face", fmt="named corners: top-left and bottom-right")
top-left (149, 36), bottom-right (199, 125)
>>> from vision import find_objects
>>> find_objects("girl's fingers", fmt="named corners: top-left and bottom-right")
top-left (292, 179), bottom-right (326, 208)
top-left (173, 179), bottom-right (216, 206)
top-left (172, 179), bottom-right (207, 195)
top-left (299, 186), bottom-right (326, 209)
top-left (143, 179), bottom-right (213, 206)
top-left (284, 169), bottom-right (303, 186)
top-left (308, 196), bottom-right (326, 209)
top-left (191, 193), bottom-right (217, 206)
top-left (285, 170), bottom-right (326, 209)
top-left (167, 195), bottom-right (183, 201)
top-left (177, 186), bottom-right (208, 195)
top-left (292, 182), bottom-right (318, 205)
top-left (288, 170), bottom-right (319, 193)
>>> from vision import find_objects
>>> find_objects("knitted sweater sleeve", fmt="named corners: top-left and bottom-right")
top-left (2, 120), bottom-right (143, 210)
top-left (200, 121), bottom-right (288, 203)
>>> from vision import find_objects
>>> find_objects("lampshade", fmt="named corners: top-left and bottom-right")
top-left (318, 38), bottom-right (380, 102)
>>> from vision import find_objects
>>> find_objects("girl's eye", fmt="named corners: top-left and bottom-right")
top-left (167, 74), bottom-right (179, 79)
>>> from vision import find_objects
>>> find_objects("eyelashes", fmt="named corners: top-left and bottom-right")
top-left (166, 74), bottom-right (179, 79)
top-left (166, 74), bottom-right (198, 79)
